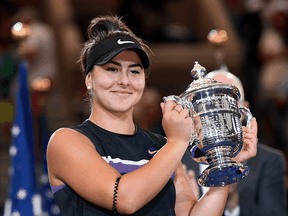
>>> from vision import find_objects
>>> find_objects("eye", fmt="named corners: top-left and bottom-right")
top-left (129, 66), bottom-right (143, 75)
top-left (130, 69), bottom-right (141, 74)
top-left (106, 67), bottom-right (118, 72)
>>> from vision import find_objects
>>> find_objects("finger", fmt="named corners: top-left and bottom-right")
top-left (193, 156), bottom-right (208, 165)
top-left (242, 126), bottom-right (257, 136)
top-left (243, 135), bottom-right (257, 150)
top-left (160, 102), bottom-right (165, 113)
top-left (242, 147), bottom-right (257, 159)
top-left (243, 138), bottom-right (255, 148)
top-left (250, 117), bottom-right (258, 134)
top-left (173, 104), bottom-right (183, 113)
top-left (200, 156), bottom-right (208, 164)
top-left (179, 108), bottom-right (190, 118)
top-left (243, 130), bottom-right (257, 140)
top-left (162, 100), bottom-right (176, 113)
top-left (242, 139), bottom-right (257, 155)
top-left (244, 117), bottom-right (257, 131)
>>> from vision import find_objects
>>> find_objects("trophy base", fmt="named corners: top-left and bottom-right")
top-left (198, 162), bottom-right (249, 187)
top-left (197, 146), bottom-right (249, 187)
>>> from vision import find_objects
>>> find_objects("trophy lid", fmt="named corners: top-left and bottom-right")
top-left (179, 61), bottom-right (240, 100)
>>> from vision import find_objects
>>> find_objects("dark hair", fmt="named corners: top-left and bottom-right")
top-left (79, 15), bottom-right (152, 77)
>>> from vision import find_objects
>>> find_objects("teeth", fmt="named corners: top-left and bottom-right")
top-left (114, 92), bottom-right (130, 95)
top-left (116, 92), bottom-right (130, 94)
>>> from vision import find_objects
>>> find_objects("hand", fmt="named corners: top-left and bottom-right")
top-left (174, 163), bottom-right (198, 216)
top-left (161, 100), bottom-right (192, 145)
top-left (233, 117), bottom-right (258, 163)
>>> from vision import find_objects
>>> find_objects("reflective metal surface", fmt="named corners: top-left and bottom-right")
top-left (163, 61), bottom-right (252, 187)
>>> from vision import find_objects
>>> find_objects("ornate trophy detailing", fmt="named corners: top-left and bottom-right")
top-left (163, 61), bottom-right (253, 187)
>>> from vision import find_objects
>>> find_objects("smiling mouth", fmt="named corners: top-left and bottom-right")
top-left (112, 91), bottom-right (132, 95)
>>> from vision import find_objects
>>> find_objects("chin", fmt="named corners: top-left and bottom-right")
top-left (108, 105), bottom-right (134, 113)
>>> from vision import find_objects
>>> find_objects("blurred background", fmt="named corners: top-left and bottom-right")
top-left (0, 0), bottom-right (287, 215)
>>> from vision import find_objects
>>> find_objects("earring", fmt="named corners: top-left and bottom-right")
top-left (87, 86), bottom-right (92, 90)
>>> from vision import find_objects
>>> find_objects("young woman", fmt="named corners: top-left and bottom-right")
top-left (47, 15), bottom-right (258, 215)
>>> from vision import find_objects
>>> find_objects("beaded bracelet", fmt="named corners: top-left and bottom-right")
top-left (113, 176), bottom-right (121, 214)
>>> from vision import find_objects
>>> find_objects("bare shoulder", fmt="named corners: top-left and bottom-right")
top-left (47, 127), bottom-right (95, 153)
top-left (47, 126), bottom-right (120, 208)
top-left (47, 127), bottom-right (97, 186)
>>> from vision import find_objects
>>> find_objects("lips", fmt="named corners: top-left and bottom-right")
top-left (111, 90), bottom-right (133, 95)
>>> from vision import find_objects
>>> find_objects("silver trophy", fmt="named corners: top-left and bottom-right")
top-left (163, 61), bottom-right (253, 187)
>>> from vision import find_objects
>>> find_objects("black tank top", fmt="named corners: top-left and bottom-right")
top-left (52, 120), bottom-right (176, 215)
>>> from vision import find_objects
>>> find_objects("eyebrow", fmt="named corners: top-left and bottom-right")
top-left (107, 60), bottom-right (143, 69)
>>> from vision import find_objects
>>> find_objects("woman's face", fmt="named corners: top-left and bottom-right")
top-left (86, 50), bottom-right (146, 114)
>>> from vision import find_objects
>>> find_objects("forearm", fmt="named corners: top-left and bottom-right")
top-left (117, 141), bottom-right (188, 214)
top-left (174, 163), bottom-right (198, 216)
top-left (189, 186), bottom-right (230, 216)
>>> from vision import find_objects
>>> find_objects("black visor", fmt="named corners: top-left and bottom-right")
top-left (85, 36), bottom-right (150, 75)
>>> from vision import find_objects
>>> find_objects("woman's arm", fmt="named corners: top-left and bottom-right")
top-left (47, 100), bottom-right (193, 215)
top-left (174, 162), bottom-right (230, 216)
top-left (174, 118), bottom-right (258, 216)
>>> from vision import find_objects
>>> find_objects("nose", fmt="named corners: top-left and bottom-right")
top-left (117, 70), bottom-right (130, 86)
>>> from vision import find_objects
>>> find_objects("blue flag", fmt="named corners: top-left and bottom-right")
top-left (4, 61), bottom-right (42, 215)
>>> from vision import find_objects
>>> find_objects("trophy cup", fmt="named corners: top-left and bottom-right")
top-left (163, 61), bottom-right (253, 187)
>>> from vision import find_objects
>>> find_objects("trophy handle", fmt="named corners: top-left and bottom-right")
top-left (163, 95), bottom-right (182, 105)
top-left (162, 95), bottom-right (191, 109)
top-left (238, 105), bottom-right (253, 128)
top-left (162, 95), bottom-right (199, 146)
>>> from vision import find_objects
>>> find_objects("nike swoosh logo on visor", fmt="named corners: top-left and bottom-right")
top-left (117, 39), bottom-right (135, 45)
